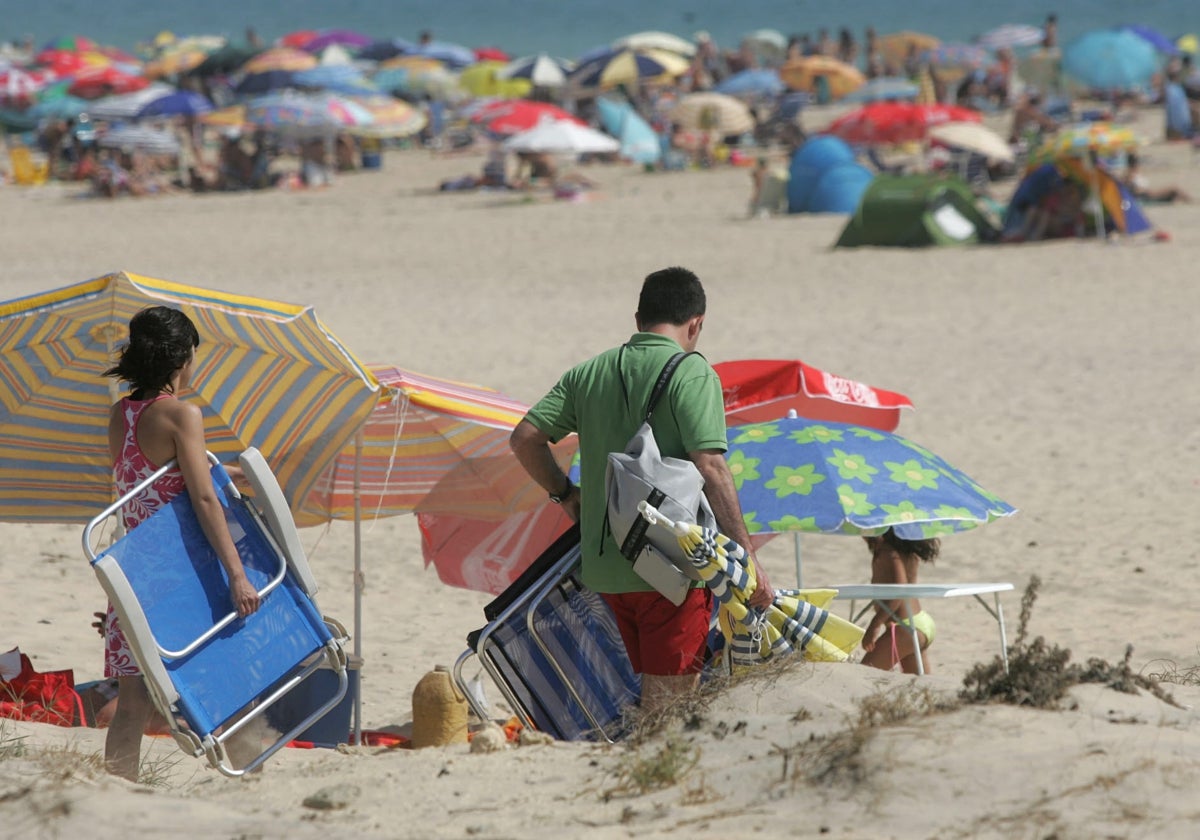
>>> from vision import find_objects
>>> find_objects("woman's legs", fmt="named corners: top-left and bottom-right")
top-left (104, 676), bottom-right (163, 781)
top-left (861, 623), bottom-right (931, 674)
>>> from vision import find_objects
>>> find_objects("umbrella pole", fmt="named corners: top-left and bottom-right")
top-left (793, 532), bottom-right (803, 588)
top-left (352, 428), bottom-right (363, 744)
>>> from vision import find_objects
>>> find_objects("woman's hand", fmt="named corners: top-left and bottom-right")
top-left (229, 575), bottom-right (261, 617)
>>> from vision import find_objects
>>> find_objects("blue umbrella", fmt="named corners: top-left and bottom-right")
top-left (713, 69), bottom-right (784, 97)
top-left (1120, 24), bottom-right (1179, 56)
top-left (842, 77), bottom-right (919, 103)
top-left (408, 41), bottom-right (475, 69)
top-left (356, 38), bottom-right (415, 62)
top-left (1062, 29), bottom-right (1159, 91)
top-left (595, 97), bottom-right (660, 164)
top-left (371, 67), bottom-right (410, 94)
top-left (135, 90), bottom-right (214, 118)
top-left (27, 95), bottom-right (90, 121)
top-left (292, 65), bottom-right (379, 96)
top-left (725, 417), bottom-right (1015, 541)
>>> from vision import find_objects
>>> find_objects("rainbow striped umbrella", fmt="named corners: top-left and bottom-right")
top-left (301, 366), bottom-right (573, 525)
top-left (1027, 122), bottom-right (1142, 165)
top-left (0, 271), bottom-right (380, 523)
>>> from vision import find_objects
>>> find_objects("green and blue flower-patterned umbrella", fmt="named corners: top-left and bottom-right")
top-left (726, 417), bottom-right (1015, 541)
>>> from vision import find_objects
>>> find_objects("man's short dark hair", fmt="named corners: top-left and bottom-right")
top-left (637, 267), bottom-right (706, 327)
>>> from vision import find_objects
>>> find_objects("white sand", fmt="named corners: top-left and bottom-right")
top-left (4, 106), bottom-right (1200, 837)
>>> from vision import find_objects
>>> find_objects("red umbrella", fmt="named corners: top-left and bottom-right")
top-left (824, 101), bottom-right (981, 145)
top-left (714, 359), bottom-right (913, 432)
top-left (68, 65), bottom-right (149, 99)
top-left (474, 46), bottom-right (511, 62)
top-left (470, 99), bottom-right (585, 135)
top-left (278, 30), bottom-right (320, 49)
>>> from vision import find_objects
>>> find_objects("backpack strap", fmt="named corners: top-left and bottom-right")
top-left (643, 351), bottom-right (697, 422)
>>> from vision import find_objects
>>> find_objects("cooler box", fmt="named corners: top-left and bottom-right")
top-left (267, 653), bottom-right (361, 747)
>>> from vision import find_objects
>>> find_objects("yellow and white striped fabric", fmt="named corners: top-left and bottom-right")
top-left (0, 271), bottom-right (380, 522)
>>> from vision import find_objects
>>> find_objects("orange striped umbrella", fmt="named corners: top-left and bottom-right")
top-left (0, 271), bottom-right (380, 522)
top-left (240, 46), bottom-right (318, 74)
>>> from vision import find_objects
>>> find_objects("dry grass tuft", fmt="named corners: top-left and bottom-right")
top-left (1143, 659), bottom-right (1200, 687)
top-left (960, 575), bottom-right (1180, 709)
top-left (605, 736), bottom-right (701, 798)
top-left (0, 720), bottom-right (29, 760)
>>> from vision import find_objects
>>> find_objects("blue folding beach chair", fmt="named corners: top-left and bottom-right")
top-left (453, 526), bottom-right (640, 742)
top-left (83, 448), bottom-right (349, 777)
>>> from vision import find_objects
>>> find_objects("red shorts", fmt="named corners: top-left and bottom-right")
top-left (601, 587), bottom-right (713, 676)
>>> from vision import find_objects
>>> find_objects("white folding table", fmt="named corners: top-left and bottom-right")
top-left (827, 583), bottom-right (1014, 676)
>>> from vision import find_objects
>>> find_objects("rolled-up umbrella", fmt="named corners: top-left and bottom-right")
top-left (638, 502), bottom-right (865, 669)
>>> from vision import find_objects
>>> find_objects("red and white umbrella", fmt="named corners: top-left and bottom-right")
top-left (0, 67), bottom-right (57, 104)
top-left (824, 101), bottom-right (982, 145)
top-left (470, 99), bottom-right (585, 135)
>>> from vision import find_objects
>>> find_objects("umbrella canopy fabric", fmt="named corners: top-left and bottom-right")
top-left (725, 417), bottom-right (1016, 541)
top-left (356, 38), bottom-right (416, 62)
top-left (291, 64), bottom-right (379, 96)
top-left (458, 61), bottom-right (531, 98)
top-left (876, 31), bottom-right (941, 69)
top-left (669, 92), bottom-right (754, 134)
top-left (143, 47), bottom-right (210, 80)
top-left (496, 53), bottom-right (574, 87)
top-left (714, 359), bottom-right (913, 431)
top-left (842, 76), bottom-right (919, 103)
top-left (612, 31), bottom-right (695, 57)
top-left (923, 43), bottom-right (991, 71)
top-left (0, 271), bottom-right (380, 523)
top-left (245, 91), bottom-right (373, 136)
top-left (713, 69), bottom-right (784, 98)
top-left (1028, 122), bottom-right (1142, 164)
top-left (300, 366), bottom-right (571, 525)
top-left (741, 29), bottom-right (789, 64)
top-left (233, 70), bottom-right (297, 96)
top-left (595, 97), bottom-right (661, 164)
top-left (1062, 29), bottom-right (1158, 91)
top-left (85, 82), bottom-right (175, 121)
top-left (779, 56), bottom-right (865, 99)
top-left (471, 99), bottom-right (584, 135)
top-left (346, 95), bottom-right (427, 138)
top-left (135, 89), bottom-right (213, 118)
top-left (1120, 24), bottom-right (1179, 56)
top-left (406, 41), bottom-right (476, 69)
top-left (977, 24), bottom-right (1044, 50)
top-left (301, 30), bottom-right (373, 54)
top-left (929, 121), bottom-right (1014, 162)
top-left (570, 47), bottom-right (689, 88)
top-left (68, 65), bottom-right (149, 99)
top-left (640, 505), bottom-right (864, 668)
top-left (504, 120), bottom-right (619, 154)
top-left (825, 101), bottom-right (981, 145)
top-left (96, 124), bottom-right (181, 154)
top-left (189, 43), bottom-right (262, 76)
top-left (241, 47), bottom-right (318, 75)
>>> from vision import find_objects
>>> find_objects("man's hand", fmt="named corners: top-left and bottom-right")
top-left (229, 575), bottom-right (261, 617)
top-left (748, 558), bottom-right (775, 609)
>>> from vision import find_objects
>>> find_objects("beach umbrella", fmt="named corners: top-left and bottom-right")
top-left (595, 97), bottom-right (660, 164)
top-left (1120, 25), bottom-right (1179, 56)
top-left (569, 47), bottom-right (690, 88)
top-left (724, 417), bottom-right (1016, 541)
top-left (1028, 122), bottom-right (1142, 164)
top-left (0, 271), bottom-right (380, 524)
top-left (504, 120), bottom-right (619, 154)
top-left (301, 30), bottom-right (373, 54)
top-left (929, 121), bottom-right (1014, 163)
top-left (356, 38), bottom-right (416, 62)
top-left (68, 65), bottom-right (149, 99)
top-left (96, 124), bottom-right (181, 154)
top-left (458, 61), bottom-right (531, 98)
top-left (496, 53), bottom-right (575, 88)
top-left (407, 41), bottom-right (476, 69)
top-left (669, 92), bottom-right (754, 135)
top-left (233, 70), bottom-right (297, 96)
top-left (714, 359), bottom-right (913, 432)
top-left (741, 29), bottom-right (789, 64)
top-left (278, 30), bottom-right (320, 49)
top-left (244, 91), bottom-right (374, 136)
top-left (189, 43), bottom-right (262, 76)
top-left (292, 65), bottom-right (379, 96)
top-left (474, 46), bottom-right (511, 63)
top-left (1, 68), bottom-right (58, 104)
top-left (923, 43), bottom-right (991, 72)
top-left (84, 82), bottom-right (176, 121)
top-left (612, 31), bottom-right (696, 57)
top-left (1179, 34), bottom-right (1198, 55)
top-left (876, 31), bottom-right (941, 70)
top-left (472, 99), bottom-right (584, 135)
top-left (842, 76), bottom-right (919, 103)
top-left (824, 101), bottom-right (981, 145)
top-left (346, 95), bottom-right (427, 138)
top-left (36, 49), bottom-right (115, 78)
top-left (198, 104), bottom-right (248, 130)
top-left (241, 46), bottom-right (317, 75)
top-left (976, 24), bottom-right (1044, 50)
top-left (779, 56), bottom-right (865, 100)
top-left (377, 54), bottom-right (445, 73)
top-left (713, 69), bottom-right (784, 98)
top-left (38, 35), bottom-right (100, 56)
top-left (135, 89), bottom-right (214, 119)
top-left (638, 503), bottom-right (865, 669)
top-left (1062, 29), bottom-right (1158, 91)
top-left (26, 94), bottom-right (89, 121)
top-left (143, 47), bottom-right (211, 79)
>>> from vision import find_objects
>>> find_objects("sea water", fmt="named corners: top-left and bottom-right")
top-left (1, 0), bottom-right (1194, 62)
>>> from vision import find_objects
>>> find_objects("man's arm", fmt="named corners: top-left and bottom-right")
top-left (690, 449), bottom-right (774, 608)
top-left (510, 419), bottom-right (580, 521)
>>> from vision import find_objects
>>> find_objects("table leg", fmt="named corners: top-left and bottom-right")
top-left (995, 593), bottom-right (1009, 675)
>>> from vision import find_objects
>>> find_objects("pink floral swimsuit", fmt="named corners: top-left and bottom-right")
top-left (103, 395), bottom-right (187, 678)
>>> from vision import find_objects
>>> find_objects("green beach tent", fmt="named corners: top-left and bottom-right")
top-left (835, 174), bottom-right (999, 248)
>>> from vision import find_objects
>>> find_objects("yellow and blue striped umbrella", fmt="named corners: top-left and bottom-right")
top-left (0, 271), bottom-right (380, 523)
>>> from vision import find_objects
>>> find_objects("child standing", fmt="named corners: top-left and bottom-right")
top-left (860, 529), bottom-right (940, 674)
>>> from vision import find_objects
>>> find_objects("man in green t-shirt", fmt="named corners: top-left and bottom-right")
top-left (510, 266), bottom-right (773, 712)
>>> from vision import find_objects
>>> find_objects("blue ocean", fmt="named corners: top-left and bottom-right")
top-left (1, 0), bottom-right (1194, 60)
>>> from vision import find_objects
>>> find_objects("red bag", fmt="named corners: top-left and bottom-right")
top-left (0, 650), bottom-right (85, 727)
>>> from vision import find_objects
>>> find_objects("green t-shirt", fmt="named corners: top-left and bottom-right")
top-left (524, 332), bottom-right (728, 593)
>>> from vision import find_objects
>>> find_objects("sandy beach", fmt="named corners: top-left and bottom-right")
top-left (4, 102), bottom-right (1200, 838)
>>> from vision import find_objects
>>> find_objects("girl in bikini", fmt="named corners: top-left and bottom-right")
top-left (860, 529), bottom-right (940, 674)
top-left (101, 306), bottom-right (260, 781)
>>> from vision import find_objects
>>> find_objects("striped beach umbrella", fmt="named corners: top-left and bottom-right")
top-left (1028, 122), bottom-right (1142, 164)
top-left (569, 47), bottom-right (690, 88)
top-left (0, 271), bottom-right (380, 523)
top-left (496, 53), bottom-right (575, 88)
top-left (240, 46), bottom-right (317, 75)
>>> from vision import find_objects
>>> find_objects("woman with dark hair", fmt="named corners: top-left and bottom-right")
top-left (860, 529), bottom-right (941, 674)
top-left (100, 306), bottom-right (260, 781)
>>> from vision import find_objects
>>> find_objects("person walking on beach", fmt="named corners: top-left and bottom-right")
top-left (510, 267), bottom-right (773, 714)
top-left (101, 306), bottom-right (260, 781)
top-left (860, 530), bottom-right (939, 674)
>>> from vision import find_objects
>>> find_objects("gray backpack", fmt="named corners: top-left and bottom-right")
top-left (604, 348), bottom-right (716, 604)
